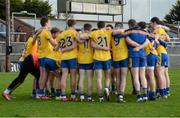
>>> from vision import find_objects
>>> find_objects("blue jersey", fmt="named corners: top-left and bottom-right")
top-left (126, 29), bottom-right (148, 58)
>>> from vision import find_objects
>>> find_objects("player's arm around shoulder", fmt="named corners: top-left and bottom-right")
top-left (126, 36), bottom-right (140, 47)
top-left (91, 40), bottom-right (110, 51)
top-left (46, 30), bottom-right (57, 47)
top-left (32, 28), bottom-right (43, 44)
top-left (112, 29), bottom-right (125, 36)
top-left (133, 38), bottom-right (150, 52)
top-left (76, 31), bottom-right (90, 43)
top-left (61, 42), bottom-right (77, 53)
top-left (54, 33), bottom-right (63, 51)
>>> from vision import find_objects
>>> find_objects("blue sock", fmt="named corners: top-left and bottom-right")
top-left (56, 89), bottom-right (61, 97)
top-left (156, 88), bottom-right (160, 95)
top-left (149, 91), bottom-right (156, 100)
top-left (166, 87), bottom-right (170, 94)
top-left (71, 90), bottom-right (76, 96)
top-left (149, 91), bottom-right (152, 98)
top-left (163, 88), bottom-right (167, 96)
top-left (147, 91), bottom-right (150, 98)
top-left (80, 91), bottom-right (84, 96)
top-left (137, 94), bottom-right (141, 99)
top-left (32, 89), bottom-right (36, 94)
top-left (112, 84), bottom-right (115, 92)
top-left (61, 92), bottom-right (66, 97)
top-left (159, 89), bottom-right (164, 96)
top-left (38, 89), bottom-right (44, 96)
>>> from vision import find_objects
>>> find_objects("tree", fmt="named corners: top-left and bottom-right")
top-left (23, 0), bottom-right (52, 17)
top-left (0, 0), bottom-right (52, 20)
top-left (0, 0), bottom-right (23, 20)
top-left (165, 0), bottom-right (180, 24)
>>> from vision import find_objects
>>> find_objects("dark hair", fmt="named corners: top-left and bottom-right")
top-left (150, 17), bottom-right (160, 24)
top-left (138, 21), bottom-right (147, 29)
top-left (97, 21), bottom-right (105, 29)
top-left (67, 19), bottom-right (76, 27)
top-left (128, 19), bottom-right (137, 28)
top-left (51, 27), bottom-right (60, 34)
top-left (92, 28), bottom-right (97, 31)
top-left (159, 21), bottom-right (165, 26)
top-left (40, 17), bottom-right (49, 27)
top-left (84, 23), bottom-right (92, 31)
top-left (115, 22), bottom-right (123, 28)
top-left (106, 24), bottom-right (114, 29)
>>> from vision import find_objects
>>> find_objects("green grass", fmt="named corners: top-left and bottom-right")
top-left (0, 68), bottom-right (180, 117)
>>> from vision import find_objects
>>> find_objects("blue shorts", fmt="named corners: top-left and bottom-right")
top-left (61, 58), bottom-right (77, 69)
top-left (112, 58), bottom-right (129, 68)
top-left (157, 53), bottom-right (169, 67)
top-left (94, 60), bottom-right (111, 70)
top-left (78, 63), bottom-right (93, 70)
top-left (44, 58), bottom-right (59, 71)
top-left (129, 57), bottom-right (146, 68)
top-left (147, 53), bottom-right (158, 67)
top-left (39, 58), bottom-right (46, 68)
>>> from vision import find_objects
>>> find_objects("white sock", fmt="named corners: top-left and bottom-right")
top-left (4, 88), bottom-right (11, 94)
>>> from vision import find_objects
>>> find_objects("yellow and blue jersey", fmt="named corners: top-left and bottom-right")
top-left (37, 28), bottom-right (54, 58)
top-left (153, 27), bottom-right (168, 54)
top-left (46, 38), bottom-right (62, 64)
top-left (145, 34), bottom-right (158, 56)
top-left (111, 34), bottom-right (128, 61)
top-left (78, 34), bottom-right (93, 64)
top-left (90, 29), bottom-right (111, 61)
top-left (56, 29), bottom-right (77, 60)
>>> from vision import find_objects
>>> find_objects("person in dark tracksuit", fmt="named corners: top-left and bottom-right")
top-left (2, 53), bottom-right (40, 100)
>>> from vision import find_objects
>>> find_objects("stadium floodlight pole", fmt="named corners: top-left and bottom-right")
top-left (178, 21), bottom-right (180, 38)
top-left (130, 0), bottom-right (133, 19)
top-left (5, 0), bottom-right (11, 72)
top-left (7, 11), bottom-right (36, 72)
top-left (65, 0), bottom-right (71, 29)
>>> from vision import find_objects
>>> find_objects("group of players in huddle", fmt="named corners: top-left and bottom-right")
top-left (2, 16), bottom-right (170, 103)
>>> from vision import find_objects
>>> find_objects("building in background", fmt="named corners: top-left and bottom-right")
top-left (49, 0), bottom-right (176, 22)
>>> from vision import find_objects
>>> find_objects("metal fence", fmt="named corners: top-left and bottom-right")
top-left (0, 41), bottom-right (25, 72)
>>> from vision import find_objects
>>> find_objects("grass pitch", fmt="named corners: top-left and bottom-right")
top-left (0, 68), bottom-right (180, 117)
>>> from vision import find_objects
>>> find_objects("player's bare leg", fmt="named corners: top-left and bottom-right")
top-left (146, 67), bottom-right (156, 100)
top-left (131, 68), bottom-right (141, 102)
top-left (104, 69), bottom-right (111, 101)
top-left (111, 68), bottom-right (116, 94)
top-left (48, 72), bottom-right (55, 97)
top-left (87, 70), bottom-right (93, 101)
top-left (70, 68), bottom-right (77, 100)
top-left (118, 67), bottom-right (128, 102)
top-left (60, 68), bottom-right (68, 100)
top-left (114, 68), bottom-right (120, 94)
top-left (37, 67), bottom-right (49, 99)
top-left (54, 69), bottom-right (61, 100)
top-left (95, 69), bottom-right (103, 102)
top-left (155, 66), bottom-right (166, 98)
top-left (79, 69), bottom-right (85, 101)
top-left (165, 67), bottom-right (170, 96)
top-left (139, 67), bottom-right (148, 101)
